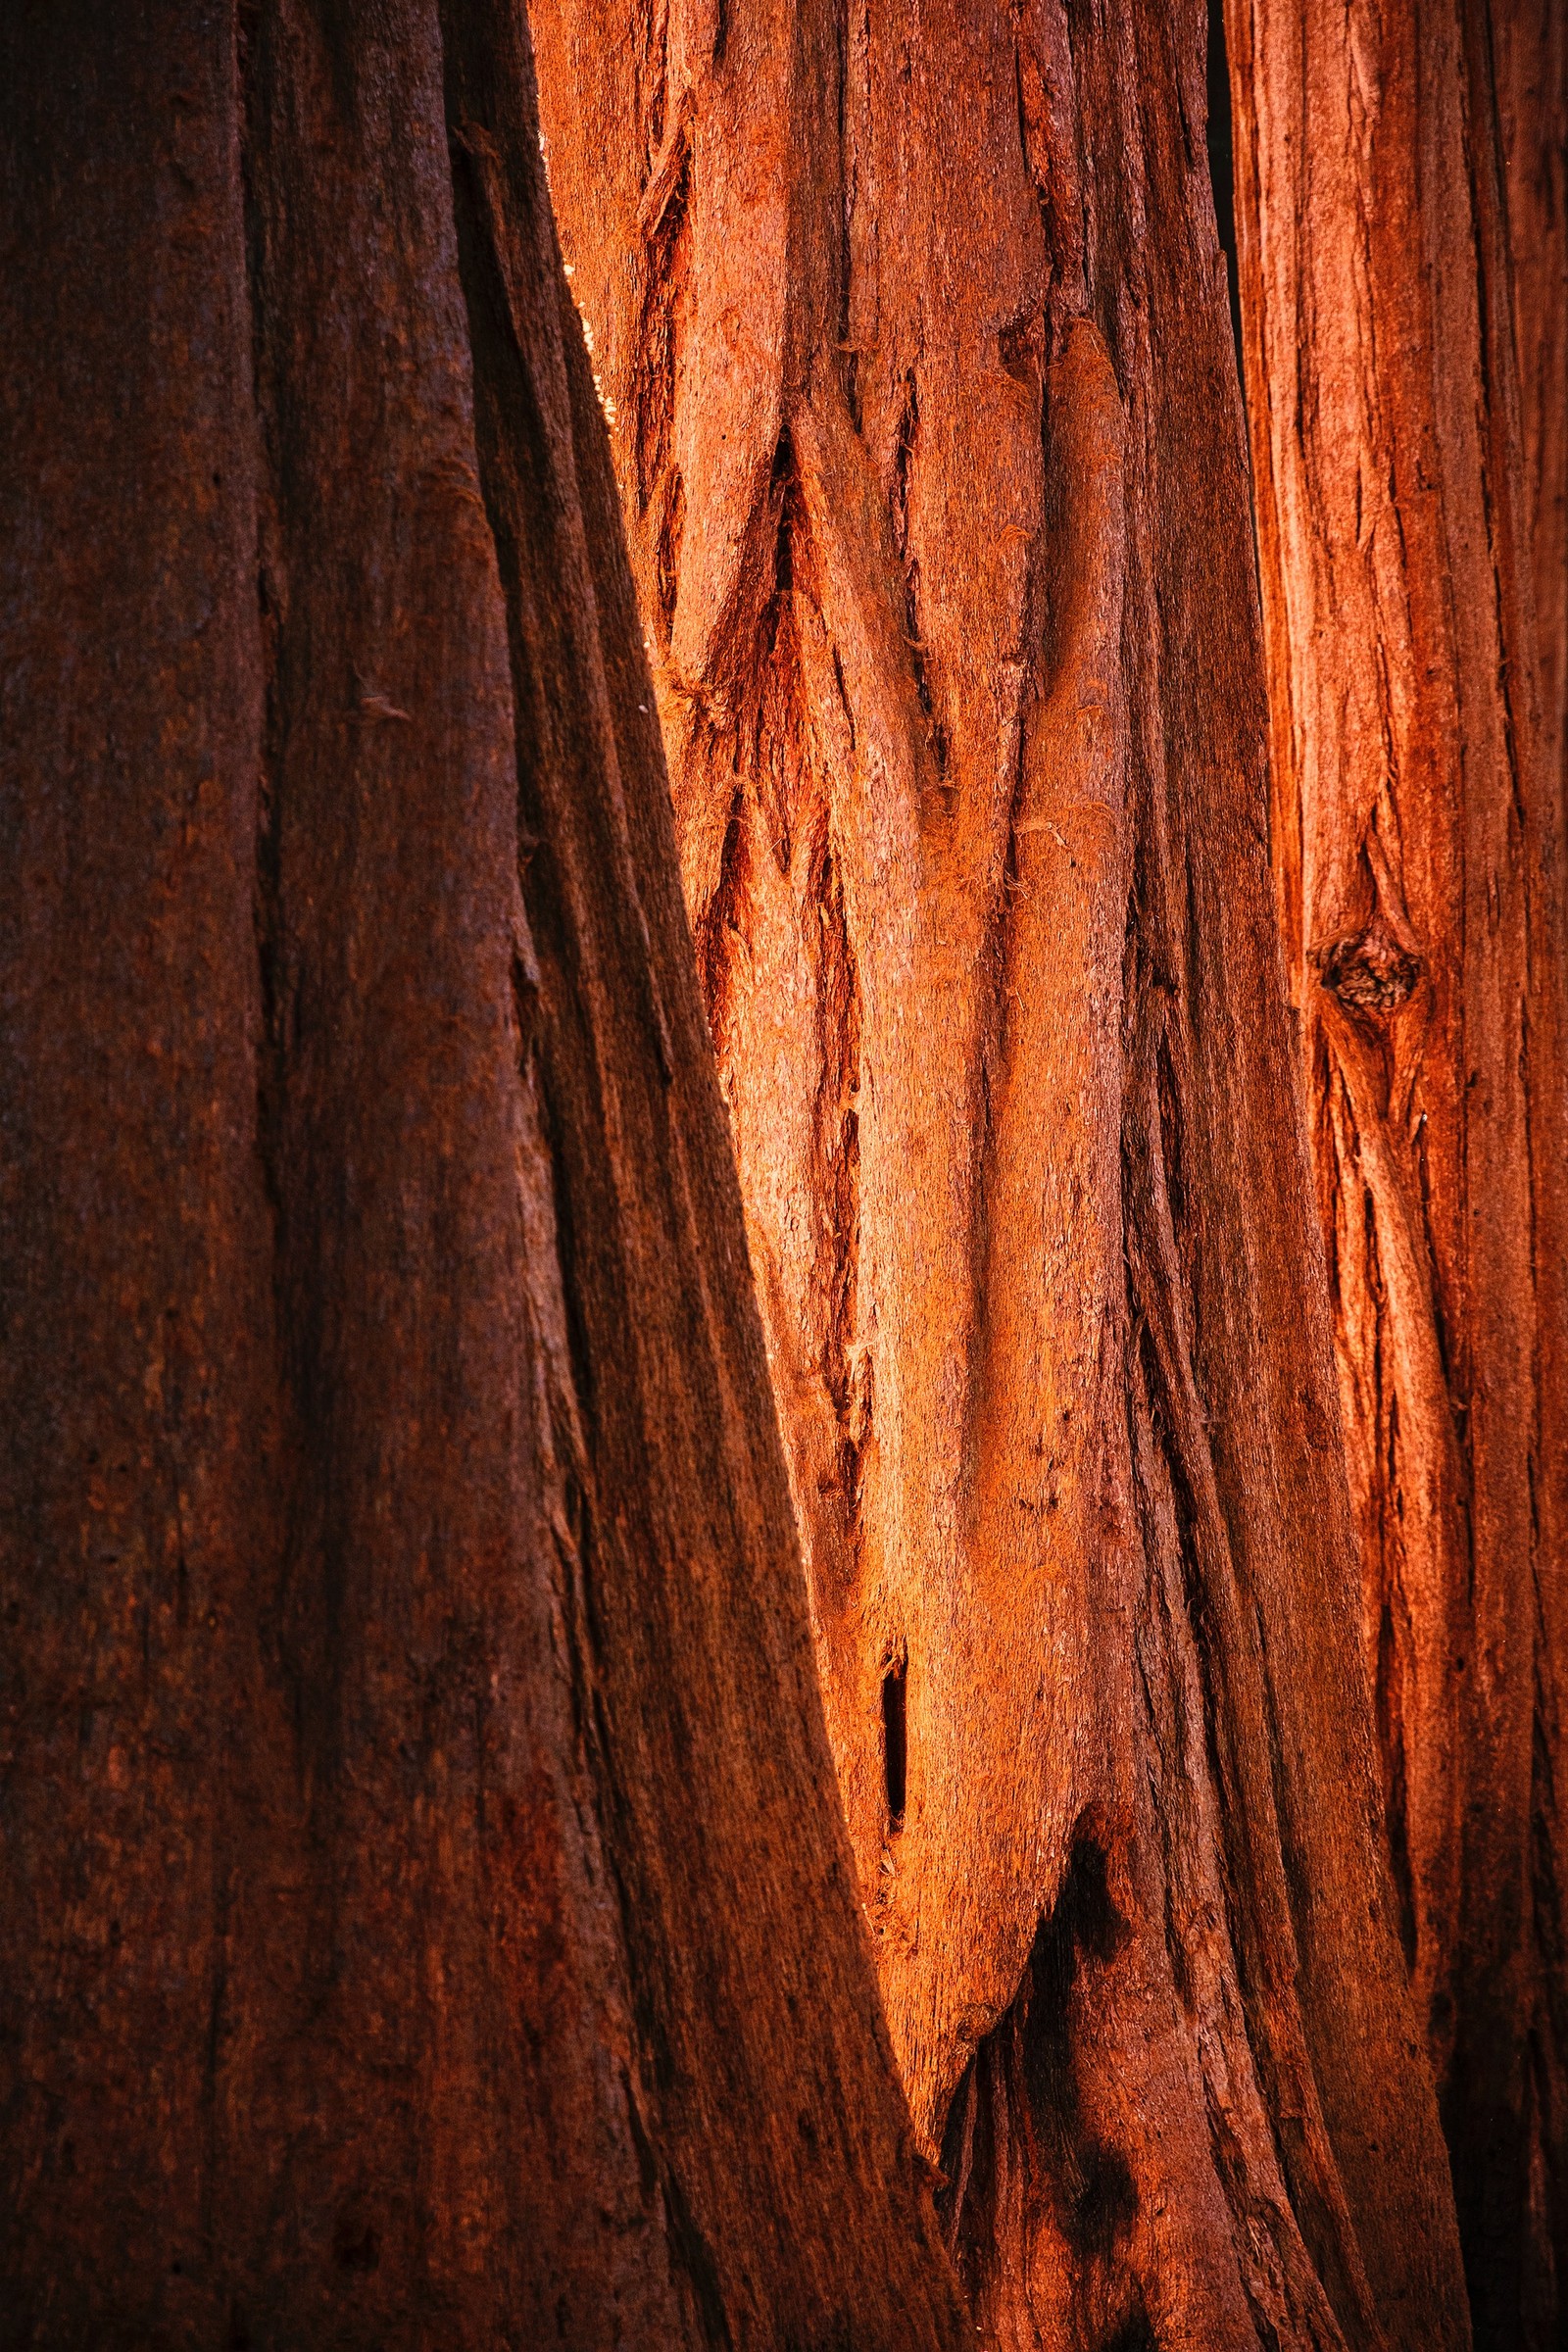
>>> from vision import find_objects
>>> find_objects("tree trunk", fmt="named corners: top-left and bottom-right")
top-left (1224, 0), bottom-right (1568, 2336)
top-left (530, 0), bottom-right (1471, 2343)
top-left (0, 8), bottom-right (971, 2346)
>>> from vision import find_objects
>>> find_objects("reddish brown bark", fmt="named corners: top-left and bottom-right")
top-left (0, 7), bottom-right (972, 2345)
top-left (1496, 0), bottom-right (1567, 828)
top-left (531, 0), bottom-right (1471, 2343)
top-left (1225, 0), bottom-right (1568, 2337)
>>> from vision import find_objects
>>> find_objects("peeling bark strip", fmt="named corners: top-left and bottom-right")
top-left (532, 0), bottom-right (1471, 2344)
top-left (0, 7), bottom-right (971, 2345)
top-left (1225, 0), bottom-right (1568, 2338)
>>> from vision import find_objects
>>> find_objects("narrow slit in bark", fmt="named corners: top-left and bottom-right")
top-left (883, 1654), bottom-right (907, 1832)
top-left (1204, 0), bottom-right (1243, 370)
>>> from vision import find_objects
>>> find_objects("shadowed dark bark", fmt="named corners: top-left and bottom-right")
top-left (0, 7), bottom-right (972, 2345)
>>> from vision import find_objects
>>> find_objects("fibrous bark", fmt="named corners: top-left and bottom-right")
top-left (530, 0), bottom-right (1471, 2343)
top-left (0, 7), bottom-right (971, 2346)
top-left (1225, 0), bottom-right (1568, 2336)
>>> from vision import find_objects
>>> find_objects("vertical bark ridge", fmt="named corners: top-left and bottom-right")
top-left (1226, 0), bottom-right (1568, 2335)
top-left (1494, 7), bottom-right (1568, 2329)
top-left (0, 10), bottom-right (277, 2329)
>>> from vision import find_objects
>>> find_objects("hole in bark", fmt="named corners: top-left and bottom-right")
top-left (882, 1654), bottom-right (907, 1831)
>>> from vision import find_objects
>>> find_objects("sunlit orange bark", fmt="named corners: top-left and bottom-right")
top-left (532, 0), bottom-right (1470, 2341)
top-left (1225, 0), bottom-right (1568, 2336)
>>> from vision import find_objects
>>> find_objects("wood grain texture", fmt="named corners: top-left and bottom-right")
top-left (0, 6), bottom-right (972, 2345)
top-left (530, 0), bottom-right (1471, 2341)
top-left (1225, 0), bottom-right (1568, 2337)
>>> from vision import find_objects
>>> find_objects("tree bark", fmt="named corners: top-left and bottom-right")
top-left (1495, 0), bottom-right (1567, 833)
top-left (0, 7), bottom-right (972, 2346)
top-left (530, 0), bottom-right (1471, 2344)
top-left (1224, 0), bottom-right (1568, 2337)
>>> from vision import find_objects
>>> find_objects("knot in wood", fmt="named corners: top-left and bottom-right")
top-left (1320, 920), bottom-right (1424, 1015)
